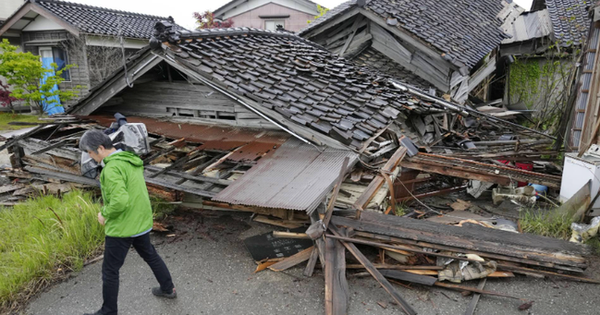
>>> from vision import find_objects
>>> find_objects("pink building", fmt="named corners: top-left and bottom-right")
top-left (213, 0), bottom-right (320, 33)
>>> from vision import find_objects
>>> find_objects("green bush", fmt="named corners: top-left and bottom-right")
top-left (0, 190), bottom-right (104, 311)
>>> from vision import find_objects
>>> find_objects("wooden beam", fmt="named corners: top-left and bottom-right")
top-left (268, 246), bottom-right (314, 272)
top-left (354, 147), bottom-right (407, 210)
top-left (354, 231), bottom-right (584, 273)
top-left (273, 231), bottom-right (310, 239)
top-left (329, 226), bottom-right (416, 315)
top-left (323, 157), bottom-right (350, 228)
top-left (331, 214), bottom-right (588, 269)
top-left (303, 247), bottom-right (320, 277)
top-left (464, 278), bottom-right (486, 315)
top-left (338, 16), bottom-right (364, 56)
top-left (400, 161), bottom-right (512, 186)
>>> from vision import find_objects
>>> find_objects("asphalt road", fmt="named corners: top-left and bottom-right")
top-left (25, 211), bottom-right (600, 315)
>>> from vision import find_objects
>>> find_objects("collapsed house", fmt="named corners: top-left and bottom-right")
top-left (298, 0), bottom-right (523, 103)
top-left (0, 22), bottom-right (595, 314)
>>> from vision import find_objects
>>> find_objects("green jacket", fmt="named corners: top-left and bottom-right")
top-left (100, 151), bottom-right (153, 237)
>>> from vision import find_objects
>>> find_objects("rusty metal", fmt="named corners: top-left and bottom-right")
top-left (213, 139), bottom-right (359, 214)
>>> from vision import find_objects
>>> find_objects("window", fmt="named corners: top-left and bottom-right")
top-left (265, 20), bottom-right (285, 31)
top-left (39, 46), bottom-right (71, 81)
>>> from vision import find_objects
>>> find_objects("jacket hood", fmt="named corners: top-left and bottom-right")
top-left (103, 151), bottom-right (143, 167)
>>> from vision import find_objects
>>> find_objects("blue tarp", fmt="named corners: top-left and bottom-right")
top-left (40, 56), bottom-right (64, 115)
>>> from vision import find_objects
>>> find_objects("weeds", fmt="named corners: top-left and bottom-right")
top-left (519, 208), bottom-right (573, 240)
top-left (0, 191), bottom-right (104, 312)
top-left (395, 202), bottom-right (408, 216)
top-left (151, 196), bottom-right (176, 220)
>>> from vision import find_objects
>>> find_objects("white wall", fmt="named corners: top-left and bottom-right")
top-left (22, 15), bottom-right (64, 32)
top-left (0, 0), bottom-right (23, 21)
top-left (219, 0), bottom-right (317, 19)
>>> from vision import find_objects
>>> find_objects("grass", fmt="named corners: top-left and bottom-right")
top-left (519, 208), bottom-right (574, 240)
top-left (151, 196), bottom-right (177, 220)
top-left (0, 112), bottom-right (40, 131)
top-left (0, 190), bottom-right (105, 312)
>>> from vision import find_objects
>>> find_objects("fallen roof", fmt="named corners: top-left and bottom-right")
top-left (298, 0), bottom-right (511, 69)
top-left (213, 138), bottom-right (359, 213)
top-left (151, 25), bottom-right (427, 151)
top-left (0, 0), bottom-right (185, 39)
top-left (545, 0), bottom-right (590, 47)
top-left (502, 9), bottom-right (553, 44)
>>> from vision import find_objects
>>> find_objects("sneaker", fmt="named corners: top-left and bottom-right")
top-left (83, 311), bottom-right (105, 315)
top-left (152, 287), bottom-right (177, 299)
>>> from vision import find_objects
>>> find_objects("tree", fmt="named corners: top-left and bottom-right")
top-left (307, 5), bottom-right (329, 24)
top-left (0, 39), bottom-right (79, 115)
top-left (193, 11), bottom-right (234, 29)
top-left (0, 81), bottom-right (18, 110)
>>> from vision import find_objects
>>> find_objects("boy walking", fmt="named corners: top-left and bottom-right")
top-left (80, 130), bottom-right (175, 315)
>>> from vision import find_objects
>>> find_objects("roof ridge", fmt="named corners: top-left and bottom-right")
top-left (159, 25), bottom-right (331, 52)
top-left (35, 0), bottom-right (173, 20)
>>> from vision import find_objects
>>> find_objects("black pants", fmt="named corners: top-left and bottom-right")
top-left (100, 233), bottom-right (174, 315)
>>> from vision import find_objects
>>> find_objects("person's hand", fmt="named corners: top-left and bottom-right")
top-left (97, 212), bottom-right (106, 225)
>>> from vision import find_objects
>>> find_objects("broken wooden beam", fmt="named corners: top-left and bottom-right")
top-left (329, 225), bottom-right (416, 315)
top-left (268, 246), bottom-right (314, 272)
top-left (354, 147), bottom-right (407, 211)
top-left (464, 278), bottom-right (486, 315)
top-left (332, 212), bottom-right (589, 269)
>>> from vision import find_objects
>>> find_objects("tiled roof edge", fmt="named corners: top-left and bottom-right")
top-left (35, 0), bottom-right (174, 21)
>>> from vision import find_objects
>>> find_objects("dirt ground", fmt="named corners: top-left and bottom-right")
top-left (23, 209), bottom-right (600, 315)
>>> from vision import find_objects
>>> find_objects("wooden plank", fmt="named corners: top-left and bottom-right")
top-left (332, 238), bottom-right (349, 315)
top-left (329, 226), bottom-right (417, 315)
top-left (400, 161), bottom-right (512, 186)
top-left (464, 278), bottom-right (486, 315)
top-left (339, 16), bottom-right (364, 56)
top-left (253, 215), bottom-right (305, 229)
top-left (370, 22), bottom-right (412, 60)
top-left (273, 231), bottom-right (310, 239)
top-left (332, 213), bottom-right (588, 268)
top-left (24, 166), bottom-right (100, 187)
top-left (324, 238), bottom-right (335, 315)
top-left (354, 231), bottom-right (584, 273)
top-left (144, 177), bottom-right (216, 198)
top-left (323, 157), bottom-right (350, 228)
top-left (268, 246), bottom-right (314, 272)
top-left (303, 247), bottom-right (320, 277)
top-left (379, 269), bottom-right (437, 286)
top-left (325, 17), bottom-right (367, 46)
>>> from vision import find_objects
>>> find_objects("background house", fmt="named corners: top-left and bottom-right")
top-left (213, 0), bottom-right (320, 32)
top-left (298, 0), bottom-right (522, 103)
top-left (500, 0), bottom-right (590, 138)
top-left (0, 0), bottom-right (184, 111)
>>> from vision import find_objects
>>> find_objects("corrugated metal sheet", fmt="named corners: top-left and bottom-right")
top-left (212, 139), bottom-right (359, 214)
top-left (502, 9), bottom-right (553, 44)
